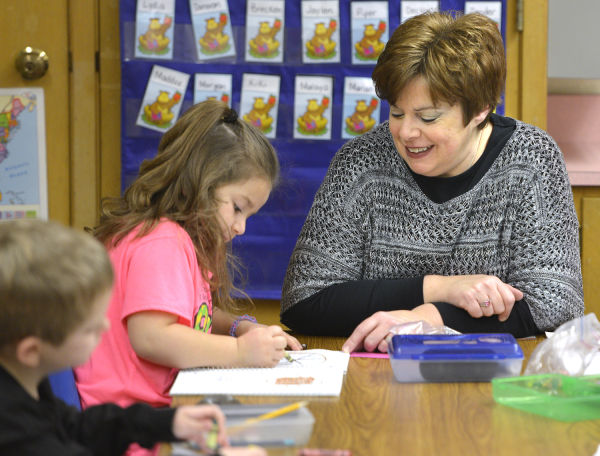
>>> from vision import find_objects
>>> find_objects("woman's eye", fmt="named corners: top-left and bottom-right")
top-left (233, 204), bottom-right (242, 213)
top-left (421, 117), bottom-right (438, 123)
top-left (390, 112), bottom-right (403, 119)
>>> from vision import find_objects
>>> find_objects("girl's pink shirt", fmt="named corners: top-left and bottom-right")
top-left (75, 220), bottom-right (213, 409)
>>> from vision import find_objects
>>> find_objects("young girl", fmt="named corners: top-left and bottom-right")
top-left (74, 100), bottom-right (301, 452)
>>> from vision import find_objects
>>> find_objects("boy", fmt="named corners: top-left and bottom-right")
top-left (0, 219), bottom-right (229, 455)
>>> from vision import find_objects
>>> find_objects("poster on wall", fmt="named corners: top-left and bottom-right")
top-left (245, 0), bottom-right (285, 63)
top-left (240, 73), bottom-right (281, 139)
top-left (401, 1), bottom-right (439, 23)
top-left (136, 65), bottom-right (190, 133)
top-left (0, 88), bottom-right (47, 220)
top-left (193, 73), bottom-right (233, 106)
top-left (341, 77), bottom-right (380, 139)
top-left (294, 75), bottom-right (334, 140)
top-left (351, 1), bottom-right (389, 65)
top-left (301, 0), bottom-right (341, 63)
top-left (464, 1), bottom-right (502, 29)
top-left (134, 0), bottom-right (175, 60)
top-left (189, 0), bottom-right (236, 61)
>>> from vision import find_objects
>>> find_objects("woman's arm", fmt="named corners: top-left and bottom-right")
top-left (281, 277), bottom-right (424, 335)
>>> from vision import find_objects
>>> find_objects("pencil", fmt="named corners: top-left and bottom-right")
top-left (284, 350), bottom-right (295, 363)
top-left (228, 401), bottom-right (308, 434)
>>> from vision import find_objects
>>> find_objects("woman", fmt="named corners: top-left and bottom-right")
top-left (280, 11), bottom-right (583, 352)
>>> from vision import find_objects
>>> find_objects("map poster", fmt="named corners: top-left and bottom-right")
top-left (0, 88), bottom-right (47, 220)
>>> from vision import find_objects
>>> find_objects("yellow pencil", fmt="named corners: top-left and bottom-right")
top-left (228, 401), bottom-right (308, 434)
top-left (284, 350), bottom-right (295, 363)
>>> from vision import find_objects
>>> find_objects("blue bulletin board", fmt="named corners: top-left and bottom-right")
top-left (120, 0), bottom-right (507, 299)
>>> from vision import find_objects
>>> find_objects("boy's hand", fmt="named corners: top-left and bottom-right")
top-left (172, 404), bottom-right (228, 450)
top-left (236, 325), bottom-right (288, 367)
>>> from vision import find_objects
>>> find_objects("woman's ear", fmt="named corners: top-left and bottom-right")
top-left (15, 336), bottom-right (43, 368)
top-left (473, 105), bottom-right (492, 126)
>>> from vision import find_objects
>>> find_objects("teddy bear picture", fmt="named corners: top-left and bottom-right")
top-left (301, 1), bottom-right (341, 63)
top-left (190, 2), bottom-right (236, 61)
top-left (248, 19), bottom-right (282, 59)
top-left (198, 14), bottom-right (231, 55)
top-left (243, 96), bottom-right (277, 134)
top-left (138, 17), bottom-right (173, 55)
top-left (240, 73), bottom-right (281, 139)
top-left (350, 2), bottom-right (389, 65)
top-left (134, 2), bottom-right (175, 60)
top-left (297, 97), bottom-right (330, 136)
top-left (141, 91), bottom-right (182, 128)
top-left (354, 21), bottom-right (387, 61)
top-left (345, 98), bottom-right (379, 135)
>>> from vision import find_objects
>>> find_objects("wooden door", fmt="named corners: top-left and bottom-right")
top-left (505, 0), bottom-right (548, 129)
top-left (0, 0), bottom-right (71, 225)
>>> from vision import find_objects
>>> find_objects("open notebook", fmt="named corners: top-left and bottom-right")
top-left (169, 349), bottom-right (350, 396)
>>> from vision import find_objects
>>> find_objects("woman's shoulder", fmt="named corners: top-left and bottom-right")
top-left (497, 117), bottom-right (563, 167)
top-left (508, 118), bottom-right (560, 155)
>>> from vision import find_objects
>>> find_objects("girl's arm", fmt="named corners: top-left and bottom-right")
top-left (212, 307), bottom-right (303, 351)
top-left (126, 310), bottom-right (288, 368)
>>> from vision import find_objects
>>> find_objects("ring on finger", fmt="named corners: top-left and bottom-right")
top-left (480, 300), bottom-right (491, 308)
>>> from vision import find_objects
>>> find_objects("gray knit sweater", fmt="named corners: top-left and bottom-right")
top-left (281, 120), bottom-right (584, 332)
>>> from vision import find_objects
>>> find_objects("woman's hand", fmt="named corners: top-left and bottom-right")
top-left (424, 274), bottom-right (523, 321)
top-left (342, 305), bottom-right (444, 354)
top-left (172, 404), bottom-right (228, 451)
top-left (342, 311), bottom-right (403, 354)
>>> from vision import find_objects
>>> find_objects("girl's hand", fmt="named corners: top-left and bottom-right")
top-left (236, 321), bottom-right (303, 351)
top-left (425, 275), bottom-right (523, 322)
top-left (172, 404), bottom-right (228, 451)
top-left (236, 325), bottom-right (288, 367)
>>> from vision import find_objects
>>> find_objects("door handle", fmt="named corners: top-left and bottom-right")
top-left (15, 47), bottom-right (49, 80)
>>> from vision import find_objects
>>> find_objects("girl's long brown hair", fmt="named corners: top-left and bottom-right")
top-left (93, 99), bottom-right (279, 312)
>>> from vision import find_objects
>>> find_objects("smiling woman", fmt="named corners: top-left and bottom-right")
top-left (280, 11), bottom-right (583, 353)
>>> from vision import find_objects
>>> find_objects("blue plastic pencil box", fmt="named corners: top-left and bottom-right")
top-left (388, 333), bottom-right (524, 382)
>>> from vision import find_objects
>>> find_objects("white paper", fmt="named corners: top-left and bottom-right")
top-left (169, 349), bottom-right (350, 396)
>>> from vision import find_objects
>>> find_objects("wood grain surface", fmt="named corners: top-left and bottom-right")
top-left (165, 336), bottom-right (600, 456)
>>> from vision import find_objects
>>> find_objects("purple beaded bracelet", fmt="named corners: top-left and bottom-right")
top-left (229, 314), bottom-right (257, 337)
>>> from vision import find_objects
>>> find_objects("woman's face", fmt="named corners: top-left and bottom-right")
top-left (388, 76), bottom-right (488, 177)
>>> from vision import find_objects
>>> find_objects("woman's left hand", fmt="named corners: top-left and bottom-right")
top-left (341, 311), bottom-right (406, 354)
top-left (236, 320), bottom-right (303, 351)
top-left (342, 305), bottom-right (444, 354)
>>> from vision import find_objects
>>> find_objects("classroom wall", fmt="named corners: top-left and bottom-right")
top-left (548, 0), bottom-right (600, 79)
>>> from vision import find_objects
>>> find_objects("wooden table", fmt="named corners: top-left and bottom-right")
top-left (166, 335), bottom-right (600, 456)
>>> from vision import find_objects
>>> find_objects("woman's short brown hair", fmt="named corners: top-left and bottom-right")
top-left (372, 11), bottom-right (506, 126)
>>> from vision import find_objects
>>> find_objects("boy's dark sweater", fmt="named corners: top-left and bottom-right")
top-left (0, 365), bottom-right (177, 456)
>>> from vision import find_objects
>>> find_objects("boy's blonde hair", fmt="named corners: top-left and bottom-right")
top-left (93, 99), bottom-right (279, 312)
top-left (372, 11), bottom-right (506, 127)
top-left (0, 219), bottom-right (113, 346)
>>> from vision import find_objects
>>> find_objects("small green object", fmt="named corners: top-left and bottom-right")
top-left (492, 373), bottom-right (600, 422)
top-left (206, 419), bottom-right (219, 452)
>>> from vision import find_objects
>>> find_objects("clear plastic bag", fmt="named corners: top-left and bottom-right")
top-left (524, 313), bottom-right (600, 376)
top-left (387, 319), bottom-right (461, 336)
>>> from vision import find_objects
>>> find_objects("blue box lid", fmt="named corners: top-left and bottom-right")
top-left (388, 333), bottom-right (524, 361)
